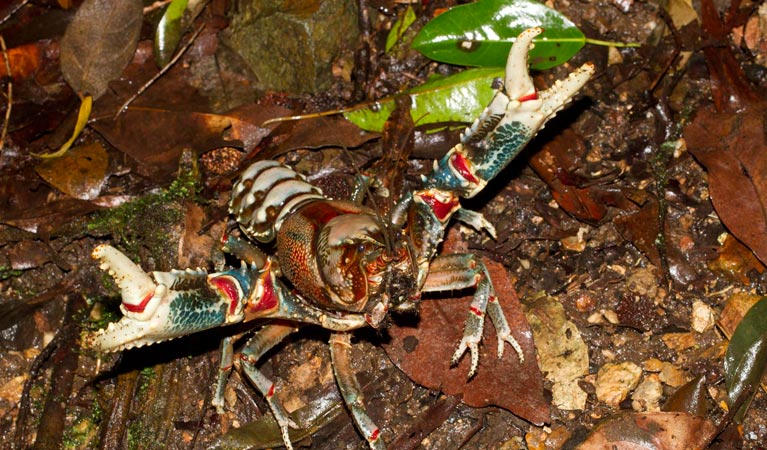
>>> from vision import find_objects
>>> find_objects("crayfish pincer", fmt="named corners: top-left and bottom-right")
top-left (83, 27), bottom-right (593, 450)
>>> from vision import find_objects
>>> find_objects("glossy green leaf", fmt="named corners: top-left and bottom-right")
top-left (412, 0), bottom-right (584, 70)
top-left (727, 334), bottom-right (767, 422)
top-left (724, 298), bottom-right (767, 422)
top-left (154, 0), bottom-right (189, 67)
top-left (386, 5), bottom-right (417, 52)
top-left (725, 298), bottom-right (767, 383)
top-left (344, 67), bottom-right (503, 132)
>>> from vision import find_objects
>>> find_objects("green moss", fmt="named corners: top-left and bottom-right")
top-left (86, 151), bottom-right (201, 268)
top-left (127, 419), bottom-right (161, 450)
top-left (62, 401), bottom-right (103, 449)
top-left (0, 266), bottom-right (23, 280)
top-left (81, 295), bottom-right (122, 332)
top-left (137, 366), bottom-right (156, 397)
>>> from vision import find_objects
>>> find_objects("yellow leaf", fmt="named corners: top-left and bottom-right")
top-left (33, 95), bottom-right (92, 159)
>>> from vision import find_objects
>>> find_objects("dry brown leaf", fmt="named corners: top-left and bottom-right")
top-left (92, 104), bottom-right (288, 180)
top-left (34, 142), bottom-right (107, 200)
top-left (60, 0), bottom-right (142, 99)
top-left (686, 105), bottom-right (767, 266)
top-left (575, 412), bottom-right (716, 449)
top-left (718, 292), bottom-right (765, 339)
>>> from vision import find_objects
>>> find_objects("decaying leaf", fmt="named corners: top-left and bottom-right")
top-left (525, 294), bottom-right (589, 410)
top-left (575, 412), bottom-right (717, 449)
top-left (530, 128), bottom-right (627, 224)
top-left (662, 375), bottom-right (711, 417)
top-left (60, 0), bottom-right (142, 99)
top-left (210, 391), bottom-right (345, 450)
top-left (264, 115), bottom-right (379, 160)
top-left (664, 0), bottom-right (699, 29)
top-left (719, 292), bottom-right (764, 338)
top-left (613, 193), bottom-right (661, 265)
top-left (34, 141), bottom-right (107, 200)
top-left (91, 103), bottom-right (290, 179)
top-left (382, 259), bottom-right (549, 424)
top-left (686, 105), bottom-right (767, 266)
top-left (709, 233), bottom-right (766, 283)
top-left (0, 42), bottom-right (44, 81)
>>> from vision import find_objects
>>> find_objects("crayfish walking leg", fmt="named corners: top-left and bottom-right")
top-left (330, 332), bottom-right (385, 449)
top-left (236, 323), bottom-right (300, 448)
top-left (420, 254), bottom-right (524, 377)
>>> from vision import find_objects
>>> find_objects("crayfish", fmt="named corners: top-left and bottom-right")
top-left (84, 28), bottom-right (594, 449)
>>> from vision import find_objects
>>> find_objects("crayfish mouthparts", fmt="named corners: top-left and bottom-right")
top-left (85, 27), bottom-right (593, 450)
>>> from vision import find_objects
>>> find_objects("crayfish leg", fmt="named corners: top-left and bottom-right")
top-left (329, 332), bottom-right (385, 450)
top-left (230, 323), bottom-right (299, 449)
top-left (221, 233), bottom-right (269, 270)
top-left (421, 254), bottom-right (524, 378)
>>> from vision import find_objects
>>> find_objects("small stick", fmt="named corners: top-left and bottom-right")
top-left (0, 0), bottom-right (31, 26)
top-left (0, 35), bottom-right (12, 147)
top-left (113, 24), bottom-right (205, 120)
top-left (143, 0), bottom-right (172, 14)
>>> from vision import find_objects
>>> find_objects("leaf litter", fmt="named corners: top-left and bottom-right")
top-left (2, 0), bottom-right (767, 449)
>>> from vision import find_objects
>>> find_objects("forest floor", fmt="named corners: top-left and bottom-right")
top-left (2, 0), bottom-right (767, 449)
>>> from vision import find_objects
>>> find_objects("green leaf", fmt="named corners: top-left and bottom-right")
top-left (412, 0), bottom-right (585, 70)
top-left (344, 67), bottom-right (503, 132)
top-left (386, 5), bottom-right (417, 52)
top-left (724, 298), bottom-right (767, 422)
top-left (154, 0), bottom-right (189, 67)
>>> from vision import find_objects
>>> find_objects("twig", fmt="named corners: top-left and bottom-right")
top-left (0, 0), bottom-right (31, 26)
top-left (143, 0), bottom-right (172, 14)
top-left (0, 35), bottom-right (12, 147)
top-left (113, 24), bottom-right (205, 120)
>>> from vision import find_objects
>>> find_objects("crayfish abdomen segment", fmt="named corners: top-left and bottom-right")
top-left (230, 160), bottom-right (323, 243)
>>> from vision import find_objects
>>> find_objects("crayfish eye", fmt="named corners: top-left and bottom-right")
top-left (357, 243), bottom-right (366, 253)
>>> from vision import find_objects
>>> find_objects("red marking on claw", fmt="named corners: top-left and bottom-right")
top-left (470, 306), bottom-right (484, 317)
top-left (518, 91), bottom-right (538, 102)
top-left (369, 428), bottom-right (380, 442)
top-left (122, 290), bottom-right (155, 313)
top-left (450, 153), bottom-right (479, 184)
top-left (209, 276), bottom-right (240, 315)
top-left (250, 272), bottom-right (279, 313)
top-left (417, 192), bottom-right (459, 222)
top-left (266, 383), bottom-right (275, 398)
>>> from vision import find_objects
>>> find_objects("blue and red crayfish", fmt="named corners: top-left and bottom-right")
top-left (83, 28), bottom-right (594, 449)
